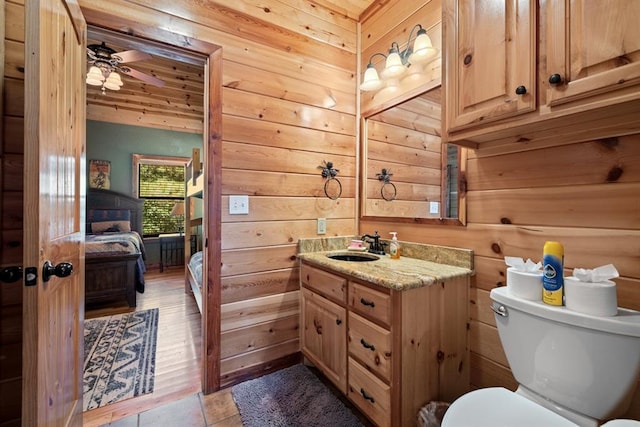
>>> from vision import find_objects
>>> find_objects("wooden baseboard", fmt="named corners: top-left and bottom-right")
top-left (218, 352), bottom-right (302, 390)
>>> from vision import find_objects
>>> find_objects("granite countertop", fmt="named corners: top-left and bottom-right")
top-left (298, 237), bottom-right (473, 291)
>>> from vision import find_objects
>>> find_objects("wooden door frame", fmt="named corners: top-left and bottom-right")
top-left (81, 13), bottom-right (223, 393)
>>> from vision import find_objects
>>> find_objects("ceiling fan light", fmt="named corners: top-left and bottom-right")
top-left (360, 64), bottom-right (384, 91)
top-left (86, 66), bottom-right (104, 86)
top-left (380, 49), bottom-right (406, 79)
top-left (103, 80), bottom-right (121, 91)
top-left (409, 29), bottom-right (438, 64)
top-left (106, 72), bottom-right (123, 87)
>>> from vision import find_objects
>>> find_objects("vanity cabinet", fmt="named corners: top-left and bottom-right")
top-left (300, 261), bottom-right (469, 427)
top-left (444, 0), bottom-right (640, 147)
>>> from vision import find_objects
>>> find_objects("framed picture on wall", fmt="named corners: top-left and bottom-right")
top-left (89, 160), bottom-right (111, 189)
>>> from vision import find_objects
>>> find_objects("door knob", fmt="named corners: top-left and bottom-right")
top-left (42, 261), bottom-right (73, 282)
top-left (1, 266), bottom-right (23, 283)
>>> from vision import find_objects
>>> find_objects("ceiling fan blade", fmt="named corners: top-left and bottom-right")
top-left (112, 49), bottom-right (152, 64)
top-left (119, 66), bottom-right (165, 87)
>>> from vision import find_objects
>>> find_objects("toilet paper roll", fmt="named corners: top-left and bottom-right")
top-left (564, 276), bottom-right (618, 317)
top-left (507, 267), bottom-right (543, 301)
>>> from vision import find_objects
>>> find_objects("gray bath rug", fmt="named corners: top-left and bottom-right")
top-left (232, 364), bottom-right (364, 426)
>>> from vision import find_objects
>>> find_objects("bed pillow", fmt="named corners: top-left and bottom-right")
top-left (91, 220), bottom-right (131, 233)
top-left (88, 209), bottom-right (131, 233)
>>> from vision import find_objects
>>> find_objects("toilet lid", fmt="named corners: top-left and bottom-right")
top-left (442, 387), bottom-right (578, 427)
top-left (602, 421), bottom-right (640, 426)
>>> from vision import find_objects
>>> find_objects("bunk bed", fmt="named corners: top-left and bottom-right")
top-left (185, 148), bottom-right (204, 313)
top-left (85, 188), bottom-right (146, 310)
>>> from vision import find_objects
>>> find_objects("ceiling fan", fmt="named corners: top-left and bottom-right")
top-left (86, 42), bottom-right (165, 94)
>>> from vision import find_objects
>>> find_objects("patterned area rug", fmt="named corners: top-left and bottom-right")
top-left (232, 364), bottom-right (364, 426)
top-left (83, 308), bottom-right (159, 411)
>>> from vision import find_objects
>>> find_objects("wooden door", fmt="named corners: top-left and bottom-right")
top-left (444, 0), bottom-right (536, 131)
top-left (546, 0), bottom-right (640, 107)
top-left (22, 0), bottom-right (86, 425)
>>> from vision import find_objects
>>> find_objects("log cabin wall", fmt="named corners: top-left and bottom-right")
top-left (360, 0), bottom-right (640, 420)
top-left (78, 0), bottom-right (359, 387)
top-left (0, 0), bottom-right (24, 424)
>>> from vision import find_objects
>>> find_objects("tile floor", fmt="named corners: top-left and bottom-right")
top-left (105, 388), bottom-right (242, 427)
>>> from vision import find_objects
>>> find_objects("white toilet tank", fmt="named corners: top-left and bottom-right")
top-left (490, 287), bottom-right (640, 421)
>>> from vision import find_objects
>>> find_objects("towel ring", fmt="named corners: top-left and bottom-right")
top-left (381, 182), bottom-right (397, 201)
top-left (324, 177), bottom-right (342, 200)
top-left (319, 160), bottom-right (341, 200)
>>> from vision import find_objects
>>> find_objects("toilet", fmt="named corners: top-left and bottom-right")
top-left (442, 286), bottom-right (640, 427)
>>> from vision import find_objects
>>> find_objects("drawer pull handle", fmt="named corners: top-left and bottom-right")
top-left (336, 319), bottom-right (342, 325)
top-left (360, 297), bottom-right (375, 308)
top-left (360, 388), bottom-right (375, 403)
top-left (360, 338), bottom-right (375, 351)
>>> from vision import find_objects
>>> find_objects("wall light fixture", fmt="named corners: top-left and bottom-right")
top-left (360, 24), bottom-right (438, 92)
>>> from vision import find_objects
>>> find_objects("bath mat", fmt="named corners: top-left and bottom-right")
top-left (232, 364), bottom-right (364, 426)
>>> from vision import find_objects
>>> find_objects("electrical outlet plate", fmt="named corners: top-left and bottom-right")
top-left (429, 201), bottom-right (439, 215)
top-left (317, 218), bottom-right (327, 235)
top-left (229, 195), bottom-right (249, 214)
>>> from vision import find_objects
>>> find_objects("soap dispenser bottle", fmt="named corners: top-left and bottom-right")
top-left (389, 232), bottom-right (401, 259)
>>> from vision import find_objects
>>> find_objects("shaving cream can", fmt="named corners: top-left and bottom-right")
top-left (542, 241), bottom-right (564, 306)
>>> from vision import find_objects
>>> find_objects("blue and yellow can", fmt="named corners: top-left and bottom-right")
top-left (542, 241), bottom-right (564, 306)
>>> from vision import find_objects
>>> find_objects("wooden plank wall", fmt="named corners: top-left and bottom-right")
top-left (77, 0), bottom-right (360, 387)
top-left (360, 1), bottom-right (640, 420)
top-left (0, 0), bottom-right (24, 424)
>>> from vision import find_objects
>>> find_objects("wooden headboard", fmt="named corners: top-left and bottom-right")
top-left (87, 188), bottom-right (144, 235)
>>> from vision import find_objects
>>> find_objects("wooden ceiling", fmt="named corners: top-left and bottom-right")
top-left (318, 0), bottom-right (380, 20)
top-left (85, 26), bottom-right (206, 133)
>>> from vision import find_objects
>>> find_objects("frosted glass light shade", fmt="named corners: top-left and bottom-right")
top-left (106, 72), bottom-right (123, 86)
top-left (103, 72), bottom-right (123, 90)
top-left (409, 30), bottom-right (438, 64)
top-left (86, 66), bottom-right (104, 86)
top-left (360, 65), bottom-right (383, 91)
top-left (380, 50), bottom-right (406, 79)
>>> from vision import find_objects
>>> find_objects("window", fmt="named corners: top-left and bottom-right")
top-left (133, 154), bottom-right (188, 237)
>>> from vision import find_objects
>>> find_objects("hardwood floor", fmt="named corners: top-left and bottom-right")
top-left (82, 268), bottom-right (242, 426)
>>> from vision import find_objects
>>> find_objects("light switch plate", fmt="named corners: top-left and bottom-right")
top-left (429, 201), bottom-right (439, 215)
top-left (229, 195), bottom-right (249, 214)
top-left (317, 218), bottom-right (327, 235)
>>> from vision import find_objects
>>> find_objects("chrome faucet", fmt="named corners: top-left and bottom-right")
top-left (361, 231), bottom-right (386, 255)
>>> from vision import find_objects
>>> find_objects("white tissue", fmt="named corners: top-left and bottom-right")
top-left (565, 264), bottom-right (619, 317)
top-left (505, 257), bottom-right (543, 300)
top-left (573, 264), bottom-right (619, 283)
top-left (505, 256), bottom-right (542, 272)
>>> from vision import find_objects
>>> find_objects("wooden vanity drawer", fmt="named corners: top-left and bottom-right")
top-left (348, 311), bottom-right (392, 382)
top-left (348, 357), bottom-right (391, 427)
top-left (301, 263), bottom-right (347, 304)
top-left (349, 281), bottom-right (391, 326)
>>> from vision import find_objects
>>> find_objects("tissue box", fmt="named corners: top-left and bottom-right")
top-left (564, 277), bottom-right (618, 317)
top-left (507, 267), bottom-right (543, 301)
